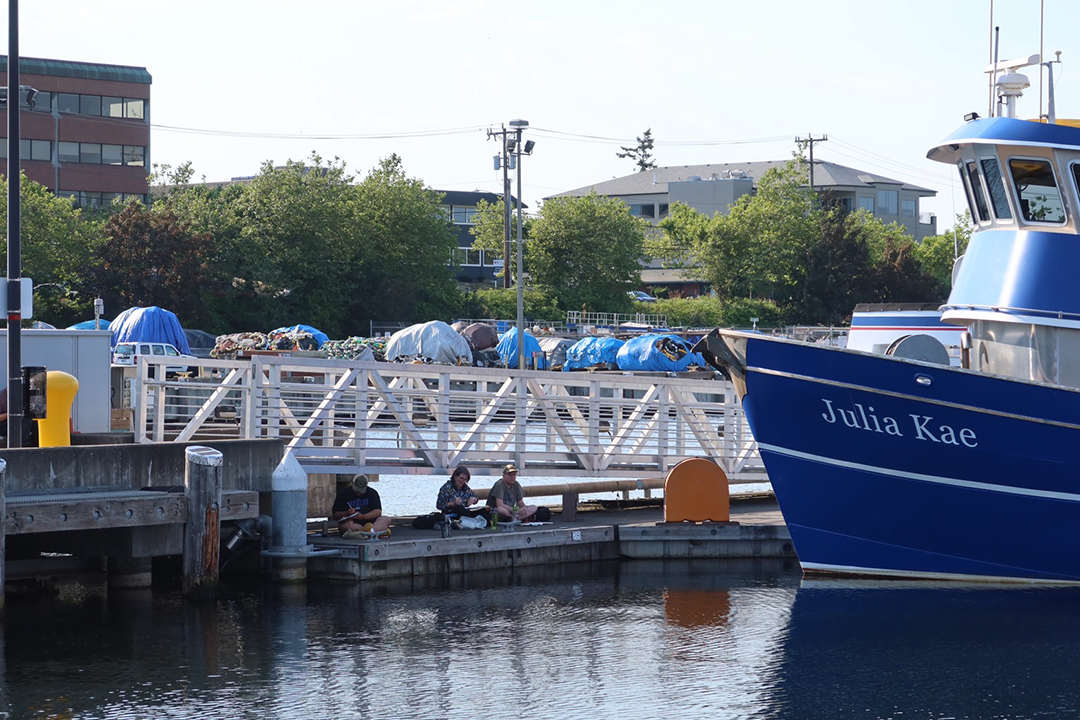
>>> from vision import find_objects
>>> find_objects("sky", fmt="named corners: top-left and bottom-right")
top-left (5, 0), bottom-right (1080, 232)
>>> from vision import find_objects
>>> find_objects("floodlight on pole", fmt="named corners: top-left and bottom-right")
top-left (513, 121), bottom-right (532, 371)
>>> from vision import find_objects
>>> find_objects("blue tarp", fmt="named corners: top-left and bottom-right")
top-left (269, 324), bottom-right (329, 349)
top-left (495, 329), bottom-right (548, 370)
top-left (68, 319), bottom-right (111, 330)
top-left (615, 333), bottom-right (702, 372)
top-left (109, 306), bottom-right (191, 354)
top-left (563, 336), bottom-right (625, 371)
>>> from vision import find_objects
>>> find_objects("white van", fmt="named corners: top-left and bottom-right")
top-left (112, 342), bottom-right (196, 375)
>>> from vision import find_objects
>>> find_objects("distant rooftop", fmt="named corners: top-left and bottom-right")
top-left (0, 55), bottom-right (151, 84)
top-left (552, 160), bottom-right (934, 199)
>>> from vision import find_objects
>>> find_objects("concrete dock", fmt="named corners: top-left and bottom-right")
top-left (307, 496), bottom-right (793, 582)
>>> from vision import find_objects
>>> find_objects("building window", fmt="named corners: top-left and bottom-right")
top-left (102, 97), bottom-right (124, 118)
top-left (30, 139), bottom-right (50, 161)
top-left (54, 93), bottom-right (145, 121)
top-left (857, 196), bottom-right (875, 212)
top-left (658, 203), bottom-right (669, 217)
top-left (80, 95), bottom-right (101, 116)
top-left (455, 247), bottom-right (483, 266)
top-left (629, 203), bottom-right (655, 218)
top-left (123, 146), bottom-right (145, 166)
top-left (836, 197), bottom-right (854, 213)
top-left (58, 93), bottom-right (79, 114)
top-left (102, 144), bottom-right (123, 165)
top-left (58, 141), bottom-right (79, 163)
top-left (452, 207), bottom-right (481, 224)
top-left (124, 98), bottom-right (145, 119)
top-left (877, 189), bottom-right (898, 215)
top-left (79, 191), bottom-right (103, 208)
top-left (901, 199), bottom-right (917, 217)
top-left (31, 91), bottom-right (51, 113)
top-left (0, 139), bottom-right (53, 161)
top-left (80, 143), bottom-right (102, 164)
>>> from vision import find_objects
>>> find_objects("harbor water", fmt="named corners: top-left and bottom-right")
top-left (5, 558), bottom-right (1080, 719)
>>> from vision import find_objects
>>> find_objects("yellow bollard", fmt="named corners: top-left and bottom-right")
top-left (37, 370), bottom-right (79, 447)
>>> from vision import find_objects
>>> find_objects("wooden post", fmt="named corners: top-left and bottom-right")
top-left (183, 445), bottom-right (223, 599)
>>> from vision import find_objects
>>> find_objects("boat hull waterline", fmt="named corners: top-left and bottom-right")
top-left (698, 330), bottom-right (1080, 584)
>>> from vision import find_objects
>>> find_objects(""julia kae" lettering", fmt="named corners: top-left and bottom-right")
top-left (819, 398), bottom-right (978, 448)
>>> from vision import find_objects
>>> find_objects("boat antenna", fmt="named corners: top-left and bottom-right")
top-left (1039, 0), bottom-right (1044, 118)
top-left (992, 26), bottom-right (1000, 117)
top-left (987, 0), bottom-right (996, 117)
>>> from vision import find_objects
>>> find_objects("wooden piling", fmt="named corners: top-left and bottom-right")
top-left (182, 446), bottom-right (223, 599)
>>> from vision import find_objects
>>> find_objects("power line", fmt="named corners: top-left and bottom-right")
top-left (150, 123), bottom-right (487, 140)
top-left (530, 127), bottom-right (791, 146)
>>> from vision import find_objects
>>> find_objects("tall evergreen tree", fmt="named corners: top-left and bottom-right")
top-left (616, 128), bottom-right (657, 172)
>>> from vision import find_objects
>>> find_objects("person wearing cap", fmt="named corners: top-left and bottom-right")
top-left (332, 474), bottom-right (391, 539)
top-left (487, 463), bottom-right (537, 522)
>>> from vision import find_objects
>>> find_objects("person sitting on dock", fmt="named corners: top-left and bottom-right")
top-left (333, 474), bottom-right (392, 539)
top-left (437, 465), bottom-right (491, 524)
top-left (488, 464), bottom-right (537, 523)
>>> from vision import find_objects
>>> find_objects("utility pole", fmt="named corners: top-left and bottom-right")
top-left (487, 125), bottom-right (514, 288)
top-left (795, 134), bottom-right (828, 191)
top-left (7, 0), bottom-right (24, 448)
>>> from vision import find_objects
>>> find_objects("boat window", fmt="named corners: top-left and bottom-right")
top-left (964, 161), bottom-right (991, 222)
top-left (1009, 158), bottom-right (1066, 223)
top-left (1070, 163), bottom-right (1080, 213)
top-left (979, 158), bottom-right (1013, 220)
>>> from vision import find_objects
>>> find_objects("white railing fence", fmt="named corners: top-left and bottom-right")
top-left (130, 356), bottom-right (766, 483)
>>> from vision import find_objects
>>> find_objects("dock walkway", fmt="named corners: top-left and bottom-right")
top-left (308, 497), bottom-right (793, 582)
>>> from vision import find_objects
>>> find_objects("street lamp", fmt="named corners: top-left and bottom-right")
top-left (509, 119), bottom-right (533, 370)
top-left (5, 0), bottom-right (35, 448)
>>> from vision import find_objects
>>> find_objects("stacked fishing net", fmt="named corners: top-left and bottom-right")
top-left (211, 332), bottom-right (269, 358)
top-left (266, 328), bottom-right (319, 351)
top-left (322, 337), bottom-right (387, 362)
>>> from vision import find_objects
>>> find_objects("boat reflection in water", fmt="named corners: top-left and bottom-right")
top-left (771, 580), bottom-right (1080, 718)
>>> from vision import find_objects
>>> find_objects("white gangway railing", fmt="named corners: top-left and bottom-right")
top-left (130, 355), bottom-right (766, 483)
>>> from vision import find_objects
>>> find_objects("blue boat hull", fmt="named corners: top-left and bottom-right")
top-left (709, 332), bottom-right (1080, 582)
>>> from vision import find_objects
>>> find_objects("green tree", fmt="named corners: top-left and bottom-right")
top-left (0, 174), bottom-right (104, 326)
top-left (469, 197), bottom-right (519, 285)
top-left (95, 202), bottom-right (218, 325)
top-left (347, 154), bottom-right (460, 327)
top-left (527, 192), bottom-right (646, 312)
top-left (658, 157), bottom-right (816, 304)
top-left (784, 207), bottom-right (874, 324)
top-left (226, 155), bottom-right (364, 336)
top-left (914, 212), bottom-right (973, 293)
top-left (616, 128), bottom-right (657, 172)
top-left (459, 287), bottom-right (561, 321)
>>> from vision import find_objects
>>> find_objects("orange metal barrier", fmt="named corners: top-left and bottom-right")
top-left (663, 457), bottom-right (729, 523)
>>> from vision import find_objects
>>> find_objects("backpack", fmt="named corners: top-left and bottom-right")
top-left (412, 512), bottom-right (441, 530)
top-left (534, 506), bottom-right (552, 522)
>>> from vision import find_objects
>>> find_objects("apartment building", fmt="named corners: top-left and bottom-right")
top-left (0, 56), bottom-right (151, 207)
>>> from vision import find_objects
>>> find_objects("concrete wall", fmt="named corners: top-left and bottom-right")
top-left (0, 438), bottom-right (283, 494)
top-left (0, 328), bottom-right (111, 433)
